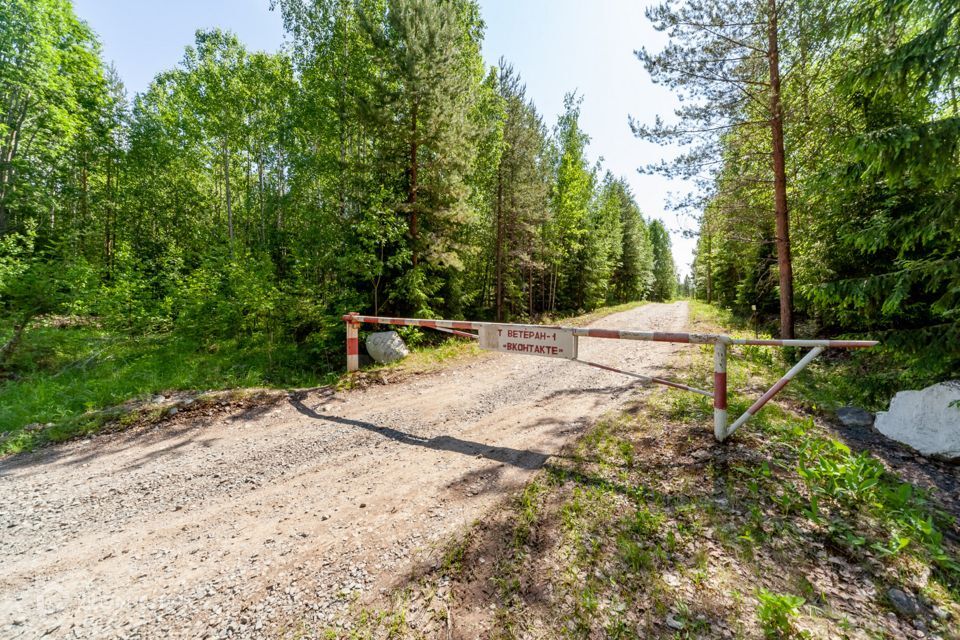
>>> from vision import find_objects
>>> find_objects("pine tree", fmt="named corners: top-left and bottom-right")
top-left (634, 0), bottom-right (798, 337)
top-left (490, 62), bottom-right (549, 321)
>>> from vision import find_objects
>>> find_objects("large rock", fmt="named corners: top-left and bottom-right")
top-left (887, 587), bottom-right (920, 617)
top-left (836, 406), bottom-right (875, 429)
top-left (875, 381), bottom-right (960, 459)
top-left (365, 331), bottom-right (409, 364)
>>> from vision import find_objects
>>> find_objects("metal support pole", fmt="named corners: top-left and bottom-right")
top-left (726, 346), bottom-right (825, 436)
top-left (346, 313), bottom-right (359, 372)
top-left (713, 341), bottom-right (728, 441)
top-left (433, 326), bottom-right (479, 340)
top-left (573, 358), bottom-right (713, 397)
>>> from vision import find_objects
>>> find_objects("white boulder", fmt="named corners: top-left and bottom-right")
top-left (875, 381), bottom-right (960, 459)
top-left (365, 331), bottom-right (409, 364)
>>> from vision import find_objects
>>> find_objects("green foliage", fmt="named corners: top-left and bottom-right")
top-left (174, 252), bottom-right (281, 340)
top-left (358, 0), bottom-right (485, 310)
top-left (755, 589), bottom-right (805, 639)
top-left (0, 325), bottom-right (333, 454)
top-left (544, 93), bottom-right (596, 311)
top-left (0, 0), bottom-right (108, 235)
top-left (803, 0), bottom-right (960, 369)
top-left (0, 225), bottom-right (95, 368)
top-left (0, 0), bottom-right (676, 445)
top-left (671, 0), bottom-right (960, 385)
top-left (648, 219), bottom-right (676, 301)
top-left (482, 61), bottom-right (551, 321)
top-left (609, 179), bottom-right (654, 303)
top-left (796, 434), bottom-right (960, 583)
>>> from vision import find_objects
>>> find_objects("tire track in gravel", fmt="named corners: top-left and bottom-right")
top-left (0, 301), bottom-right (689, 639)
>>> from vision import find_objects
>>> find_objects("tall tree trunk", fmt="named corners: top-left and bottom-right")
top-left (549, 264), bottom-right (558, 312)
top-left (338, 20), bottom-right (349, 221)
top-left (104, 156), bottom-right (113, 278)
top-left (528, 267), bottom-right (533, 317)
top-left (408, 100), bottom-right (419, 268)
top-left (223, 139), bottom-right (234, 246)
top-left (767, 0), bottom-right (795, 339)
top-left (494, 167), bottom-right (504, 321)
top-left (258, 154), bottom-right (265, 246)
top-left (276, 150), bottom-right (285, 230)
top-left (705, 228), bottom-right (713, 303)
top-left (0, 95), bottom-right (30, 235)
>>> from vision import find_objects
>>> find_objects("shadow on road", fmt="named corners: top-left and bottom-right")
top-left (288, 394), bottom-right (552, 470)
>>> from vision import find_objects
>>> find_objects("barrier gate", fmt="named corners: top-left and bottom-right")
top-left (342, 313), bottom-right (877, 442)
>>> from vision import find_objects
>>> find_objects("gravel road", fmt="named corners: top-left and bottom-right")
top-left (0, 301), bottom-right (689, 639)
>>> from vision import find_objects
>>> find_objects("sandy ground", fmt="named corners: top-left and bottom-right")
top-left (0, 301), bottom-right (689, 639)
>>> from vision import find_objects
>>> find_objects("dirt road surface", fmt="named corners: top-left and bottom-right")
top-left (0, 302), bottom-right (689, 639)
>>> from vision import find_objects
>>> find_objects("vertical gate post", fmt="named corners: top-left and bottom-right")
top-left (346, 312), bottom-right (359, 372)
top-left (713, 340), bottom-right (728, 441)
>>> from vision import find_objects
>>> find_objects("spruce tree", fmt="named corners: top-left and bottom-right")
top-left (608, 178), bottom-right (654, 302)
top-left (361, 0), bottom-right (484, 315)
top-left (649, 219), bottom-right (677, 301)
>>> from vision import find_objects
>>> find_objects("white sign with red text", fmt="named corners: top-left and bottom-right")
top-left (478, 325), bottom-right (577, 360)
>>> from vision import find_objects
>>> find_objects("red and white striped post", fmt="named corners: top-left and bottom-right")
top-left (713, 340), bottom-right (728, 441)
top-left (346, 312), bottom-right (360, 373)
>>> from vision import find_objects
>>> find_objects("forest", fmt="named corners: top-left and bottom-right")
top-left (1, 0), bottom-right (957, 436)
top-left (635, 0), bottom-right (959, 395)
top-left (0, 0), bottom-right (678, 428)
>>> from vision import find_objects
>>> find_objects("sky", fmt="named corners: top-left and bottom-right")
top-left (73, 0), bottom-right (695, 277)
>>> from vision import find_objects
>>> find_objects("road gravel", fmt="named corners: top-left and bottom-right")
top-left (0, 301), bottom-right (689, 639)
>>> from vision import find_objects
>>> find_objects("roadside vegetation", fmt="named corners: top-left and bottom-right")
top-left (320, 301), bottom-right (959, 639)
top-left (640, 0), bottom-right (958, 386)
top-left (0, 315), bottom-right (334, 454)
top-left (0, 300), bottom-right (648, 455)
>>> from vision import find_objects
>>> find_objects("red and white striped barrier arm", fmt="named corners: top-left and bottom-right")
top-left (342, 313), bottom-right (876, 443)
top-left (732, 338), bottom-right (876, 348)
top-left (341, 315), bottom-right (877, 349)
top-left (342, 315), bottom-right (487, 332)
top-left (571, 327), bottom-right (719, 344)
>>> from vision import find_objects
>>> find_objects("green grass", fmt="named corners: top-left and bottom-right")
top-left (687, 302), bottom-right (960, 593)
top-left (0, 321), bottom-right (338, 454)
